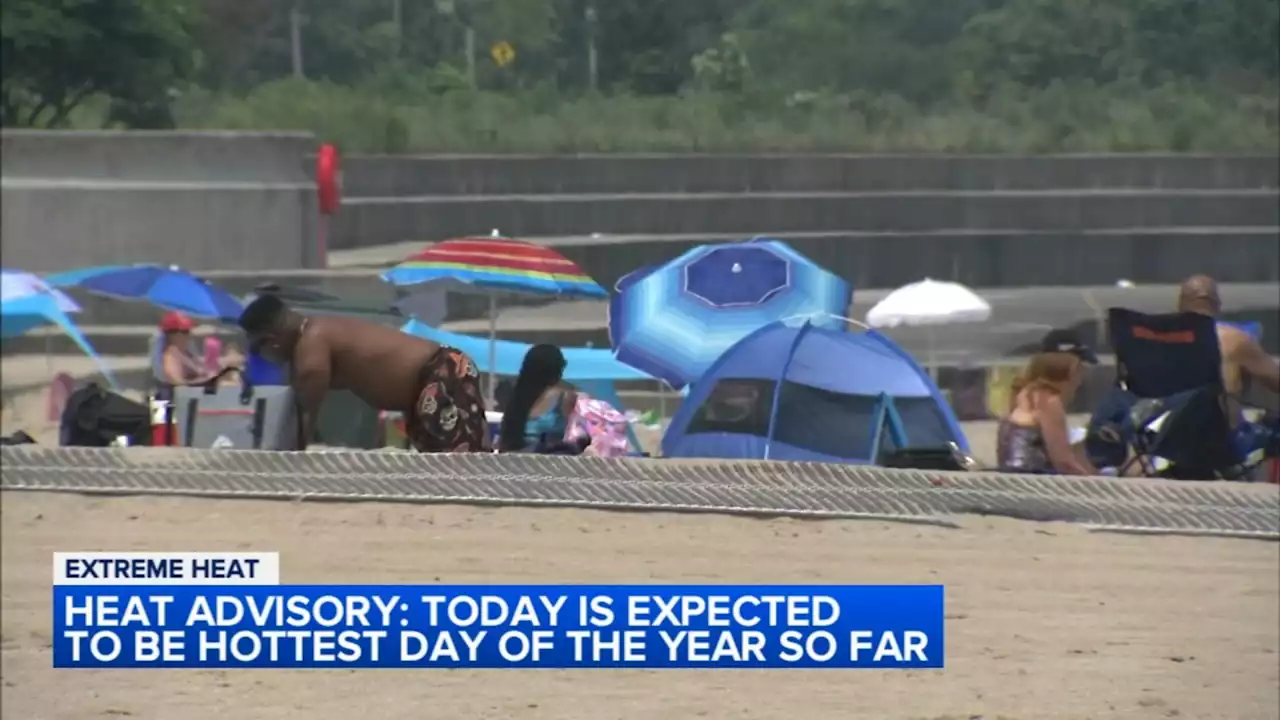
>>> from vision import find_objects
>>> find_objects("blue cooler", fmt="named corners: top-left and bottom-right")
top-left (245, 351), bottom-right (286, 385)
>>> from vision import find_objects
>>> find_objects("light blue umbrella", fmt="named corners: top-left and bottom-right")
top-left (1, 269), bottom-right (118, 388)
top-left (608, 238), bottom-right (853, 389)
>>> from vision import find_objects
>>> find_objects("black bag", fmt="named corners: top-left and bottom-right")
top-left (880, 446), bottom-right (969, 472)
top-left (59, 383), bottom-right (150, 447)
top-left (1, 430), bottom-right (37, 446)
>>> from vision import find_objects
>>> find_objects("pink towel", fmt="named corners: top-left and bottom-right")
top-left (563, 394), bottom-right (631, 458)
top-left (46, 372), bottom-right (74, 422)
top-left (202, 337), bottom-right (223, 374)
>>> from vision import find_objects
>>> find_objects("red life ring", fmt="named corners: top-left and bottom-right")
top-left (316, 144), bottom-right (342, 215)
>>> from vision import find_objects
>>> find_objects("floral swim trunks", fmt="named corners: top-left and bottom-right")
top-left (406, 346), bottom-right (491, 453)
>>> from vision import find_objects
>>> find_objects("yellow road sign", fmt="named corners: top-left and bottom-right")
top-left (490, 41), bottom-right (515, 68)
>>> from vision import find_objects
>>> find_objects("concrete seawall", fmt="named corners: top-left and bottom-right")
top-left (336, 190), bottom-right (1278, 242)
top-left (332, 153), bottom-right (1280, 289)
top-left (342, 153), bottom-right (1280, 196)
top-left (0, 131), bottom-right (320, 272)
top-left (3, 140), bottom-right (1278, 291)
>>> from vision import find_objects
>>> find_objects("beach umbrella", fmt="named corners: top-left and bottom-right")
top-left (383, 234), bottom-right (608, 405)
top-left (1, 269), bottom-right (118, 388)
top-left (45, 264), bottom-right (244, 321)
top-left (1, 269), bottom-right (80, 327)
top-left (865, 278), bottom-right (992, 378)
top-left (608, 237), bottom-right (853, 389)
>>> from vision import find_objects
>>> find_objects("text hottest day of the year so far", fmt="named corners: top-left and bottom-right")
top-left (58, 592), bottom-right (933, 665)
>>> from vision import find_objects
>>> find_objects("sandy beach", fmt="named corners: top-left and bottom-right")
top-left (3, 353), bottom-right (1278, 719)
top-left (1, 492), bottom-right (1277, 720)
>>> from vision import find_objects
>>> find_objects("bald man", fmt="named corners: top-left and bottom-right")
top-left (1177, 275), bottom-right (1280, 418)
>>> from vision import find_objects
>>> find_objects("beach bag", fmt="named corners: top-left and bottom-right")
top-left (60, 383), bottom-right (150, 447)
top-left (564, 394), bottom-right (631, 458)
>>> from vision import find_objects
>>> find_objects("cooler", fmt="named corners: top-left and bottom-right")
top-left (173, 383), bottom-right (298, 450)
top-left (149, 397), bottom-right (178, 446)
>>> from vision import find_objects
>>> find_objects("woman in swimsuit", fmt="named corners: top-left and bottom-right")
top-left (158, 312), bottom-right (206, 385)
top-left (997, 329), bottom-right (1099, 475)
top-left (497, 344), bottom-right (577, 453)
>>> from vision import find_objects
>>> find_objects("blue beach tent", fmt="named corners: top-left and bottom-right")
top-left (401, 320), bottom-right (653, 451)
top-left (662, 320), bottom-right (968, 463)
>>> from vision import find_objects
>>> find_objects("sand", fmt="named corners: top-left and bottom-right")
top-left (4, 354), bottom-right (1277, 718)
top-left (1, 492), bottom-right (1277, 720)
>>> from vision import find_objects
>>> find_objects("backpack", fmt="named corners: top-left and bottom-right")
top-left (564, 394), bottom-right (631, 458)
top-left (60, 383), bottom-right (150, 447)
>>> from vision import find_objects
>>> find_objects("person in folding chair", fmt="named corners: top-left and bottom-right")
top-left (995, 329), bottom-right (1100, 475)
top-left (151, 312), bottom-right (210, 401)
top-left (1086, 276), bottom-right (1280, 480)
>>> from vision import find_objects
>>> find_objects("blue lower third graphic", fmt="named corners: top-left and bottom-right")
top-left (52, 585), bottom-right (945, 669)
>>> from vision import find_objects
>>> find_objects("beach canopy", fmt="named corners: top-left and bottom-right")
top-left (401, 319), bottom-right (651, 450)
top-left (1, 269), bottom-right (118, 388)
top-left (662, 319), bottom-right (968, 463)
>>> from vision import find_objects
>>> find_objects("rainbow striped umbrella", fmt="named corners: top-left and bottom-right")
top-left (382, 236), bottom-right (607, 299)
top-left (383, 235), bottom-right (607, 406)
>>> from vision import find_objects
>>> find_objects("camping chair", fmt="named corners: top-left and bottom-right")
top-left (1086, 308), bottom-right (1260, 480)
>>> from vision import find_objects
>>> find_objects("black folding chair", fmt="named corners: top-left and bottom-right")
top-left (1089, 308), bottom-right (1244, 480)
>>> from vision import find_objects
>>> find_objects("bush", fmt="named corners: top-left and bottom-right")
top-left (171, 77), bottom-right (1279, 153)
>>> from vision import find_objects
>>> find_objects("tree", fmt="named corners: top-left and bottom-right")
top-left (1, 0), bottom-right (199, 128)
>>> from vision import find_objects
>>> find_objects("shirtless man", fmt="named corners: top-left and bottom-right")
top-left (237, 294), bottom-right (490, 452)
top-left (1176, 275), bottom-right (1280, 417)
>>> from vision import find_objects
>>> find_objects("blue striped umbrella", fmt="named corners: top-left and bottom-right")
top-left (608, 238), bottom-right (853, 389)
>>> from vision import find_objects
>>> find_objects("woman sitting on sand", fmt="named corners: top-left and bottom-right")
top-left (498, 344), bottom-right (578, 453)
top-left (996, 329), bottom-right (1099, 475)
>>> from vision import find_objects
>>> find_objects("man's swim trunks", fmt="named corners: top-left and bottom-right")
top-left (406, 346), bottom-right (490, 453)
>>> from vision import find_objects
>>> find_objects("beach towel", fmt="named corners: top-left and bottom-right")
top-left (564, 394), bottom-right (631, 458)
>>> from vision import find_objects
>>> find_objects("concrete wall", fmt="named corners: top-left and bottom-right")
top-left (336, 190), bottom-right (1278, 241)
top-left (342, 153), bottom-right (1280, 196)
top-left (332, 153), bottom-right (1280, 289)
top-left (0, 131), bottom-right (320, 272)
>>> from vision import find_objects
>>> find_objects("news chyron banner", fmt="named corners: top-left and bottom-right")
top-left (53, 552), bottom-right (945, 669)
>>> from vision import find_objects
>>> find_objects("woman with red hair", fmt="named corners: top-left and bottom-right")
top-left (996, 329), bottom-right (1100, 475)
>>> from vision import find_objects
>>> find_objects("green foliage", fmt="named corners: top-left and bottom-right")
top-left (1, 0), bottom-right (199, 128)
top-left (171, 77), bottom-right (1278, 153)
top-left (4, 0), bottom-right (1277, 149)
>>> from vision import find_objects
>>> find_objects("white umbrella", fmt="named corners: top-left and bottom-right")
top-left (866, 278), bottom-right (992, 377)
